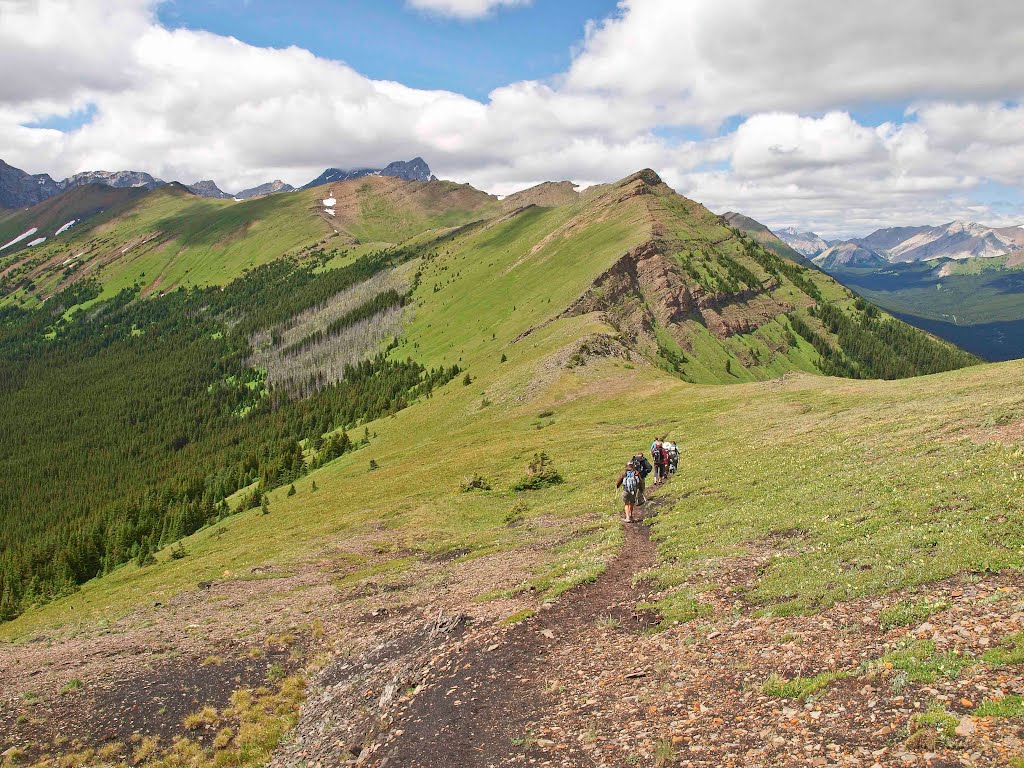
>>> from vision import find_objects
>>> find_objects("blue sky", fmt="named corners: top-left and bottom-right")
top-left (157, 0), bottom-right (619, 100)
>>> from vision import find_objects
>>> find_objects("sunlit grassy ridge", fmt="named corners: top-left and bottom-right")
top-left (0, 177), bottom-right (498, 305)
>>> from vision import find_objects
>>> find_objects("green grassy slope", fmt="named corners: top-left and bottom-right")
top-left (3, 313), bottom-right (1019, 642)
top-left (0, 169), bottom-right (1009, 643)
top-left (0, 177), bottom-right (499, 306)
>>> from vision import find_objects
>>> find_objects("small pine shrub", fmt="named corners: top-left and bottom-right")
top-left (369, 459), bottom-right (379, 471)
top-left (512, 452), bottom-right (564, 491)
top-left (287, 484), bottom-right (296, 497)
top-left (460, 474), bottom-right (492, 492)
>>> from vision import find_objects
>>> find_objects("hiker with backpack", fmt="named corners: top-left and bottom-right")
top-left (666, 440), bottom-right (679, 475)
top-left (651, 438), bottom-right (668, 485)
top-left (616, 461), bottom-right (645, 523)
top-left (632, 452), bottom-right (653, 480)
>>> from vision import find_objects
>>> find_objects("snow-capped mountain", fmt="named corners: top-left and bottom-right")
top-left (872, 220), bottom-right (1024, 262)
top-left (302, 157), bottom-right (436, 189)
top-left (778, 220), bottom-right (1024, 270)
top-left (774, 227), bottom-right (829, 257)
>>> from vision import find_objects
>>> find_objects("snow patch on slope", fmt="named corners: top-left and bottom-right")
top-left (322, 197), bottom-right (336, 207)
top-left (0, 227), bottom-right (39, 251)
top-left (27, 237), bottom-right (47, 247)
top-left (55, 219), bottom-right (77, 236)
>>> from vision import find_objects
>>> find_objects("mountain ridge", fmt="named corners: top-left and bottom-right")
top-left (0, 157), bottom-right (439, 207)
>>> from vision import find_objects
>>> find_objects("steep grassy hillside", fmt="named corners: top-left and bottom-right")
top-left (0, 184), bottom-right (146, 257)
top-left (416, 170), bottom-right (975, 384)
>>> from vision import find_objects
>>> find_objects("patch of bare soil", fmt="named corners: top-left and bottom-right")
top-left (4, 648), bottom-right (297, 758)
top-left (0, 516), bottom-right (567, 762)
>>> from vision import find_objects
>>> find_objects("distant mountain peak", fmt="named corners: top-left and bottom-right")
top-left (235, 179), bottom-right (295, 200)
top-left (302, 157), bottom-right (437, 190)
top-left (187, 180), bottom-right (232, 199)
top-left (773, 226), bottom-right (829, 257)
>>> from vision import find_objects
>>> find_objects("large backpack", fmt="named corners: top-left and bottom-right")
top-left (623, 470), bottom-right (640, 494)
top-left (652, 445), bottom-right (664, 464)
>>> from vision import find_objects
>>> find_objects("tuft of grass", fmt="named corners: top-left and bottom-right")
top-left (213, 726), bottom-right (235, 750)
top-left (200, 655), bottom-right (224, 667)
top-left (183, 705), bottom-right (218, 730)
top-left (653, 737), bottom-right (676, 766)
top-left (460, 474), bottom-right (492, 492)
top-left (267, 662), bottom-right (286, 683)
top-left (981, 631), bottom-right (1024, 667)
top-left (879, 599), bottom-right (948, 630)
top-left (907, 703), bottom-right (959, 750)
top-left (974, 695), bottom-right (1024, 718)
top-left (877, 639), bottom-right (974, 683)
top-left (761, 669), bottom-right (851, 700)
top-left (500, 609), bottom-right (536, 626)
top-left (132, 735), bottom-right (161, 763)
top-left (643, 588), bottom-right (710, 630)
top-left (59, 678), bottom-right (83, 695)
top-left (594, 614), bottom-right (622, 630)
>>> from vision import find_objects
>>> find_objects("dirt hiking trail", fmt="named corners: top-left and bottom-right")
top-left (375, 497), bottom-right (665, 767)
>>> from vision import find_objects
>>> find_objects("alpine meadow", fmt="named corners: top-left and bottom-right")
top-left (2, 2), bottom-right (1024, 767)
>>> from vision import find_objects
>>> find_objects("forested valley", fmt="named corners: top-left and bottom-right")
top-left (0, 244), bottom-right (457, 621)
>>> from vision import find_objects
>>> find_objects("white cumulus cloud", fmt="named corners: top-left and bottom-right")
top-left (405, 0), bottom-right (530, 20)
top-left (0, 0), bottom-right (1023, 236)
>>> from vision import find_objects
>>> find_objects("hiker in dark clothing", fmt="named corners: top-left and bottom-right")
top-left (630, 452), bottom-right (652, 506)
top-left (616, 461), bottom-right (645, 523)
top-left (632, 452), bottom-right (653, 479)
top-left (651, 438), bottom-right (668, 485)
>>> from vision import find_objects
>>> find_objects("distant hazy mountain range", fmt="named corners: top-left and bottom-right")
top-left (0, 157), bottom-right (436, 208)
top-left (772, 219), bottom-right (1024, 267)
top-left (730, 215), bottom-right (1024, 362)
